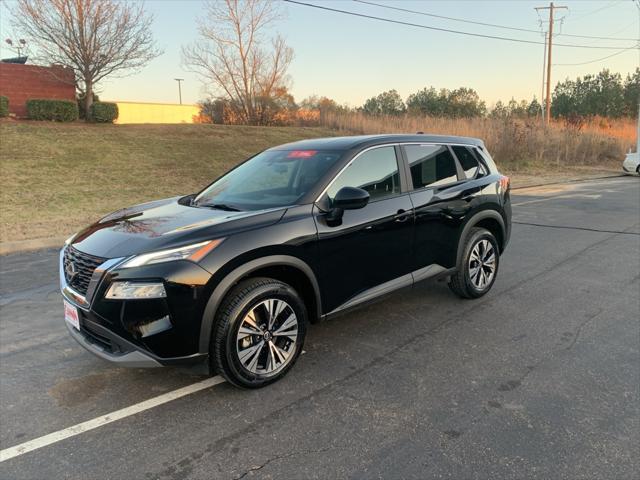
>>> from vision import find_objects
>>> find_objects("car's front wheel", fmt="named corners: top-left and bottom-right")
top-left (448, 227), bottom-right (500, 299)
top-left (211, 277), bottom-right (307, 388)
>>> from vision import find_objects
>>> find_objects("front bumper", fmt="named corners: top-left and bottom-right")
top-left (59, 247), bottom-right (208, 367)
top-left (64, 315), bottom-right (162, 367)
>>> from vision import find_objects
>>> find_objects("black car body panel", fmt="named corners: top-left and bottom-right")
top-left (72, 198), bottom-right (288, 259)
top-left (314, 192), bottom-right (415, 313)
top-left (60, 134), bottom-right (511, 367)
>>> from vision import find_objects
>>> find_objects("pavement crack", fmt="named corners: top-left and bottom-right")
top-left (565, 308), bottom-right (602, 351)
top-left (512, 221), bottom-right (640, 236)
top-left (232, 447), bottom-right (334, 480)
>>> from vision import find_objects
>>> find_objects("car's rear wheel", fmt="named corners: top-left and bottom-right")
top-left (448, 227), bottom-right (500, 299)
top-left (211, 277), bottom-right (307, 388)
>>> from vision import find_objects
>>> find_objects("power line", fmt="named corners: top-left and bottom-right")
top-left (553, 43), bottom-right (639, 66)
top-left (353, 0), bottom-right (637, 42)
top-left (353, 0), bottom-right (543, 35)
top-left (561, 19), bottom-right (638, 48)
top-left (605, 19), bottom-right (639, 39)
top-left (283, 0), bottom-right (637, 50)
top-left (569, 0), bottom-right (624, 21)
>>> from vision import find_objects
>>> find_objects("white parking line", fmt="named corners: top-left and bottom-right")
top-left (0, 375), bottom-right (226, 463)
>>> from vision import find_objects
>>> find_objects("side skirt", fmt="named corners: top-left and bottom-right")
top-left (321, 264), bottom-right (456, 321)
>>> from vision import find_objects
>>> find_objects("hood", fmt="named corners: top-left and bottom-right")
top-left (69, 196), bottom-right (287, 258)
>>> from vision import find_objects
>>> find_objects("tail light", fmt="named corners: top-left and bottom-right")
top-left (499, 175), bottom-right (510, 191)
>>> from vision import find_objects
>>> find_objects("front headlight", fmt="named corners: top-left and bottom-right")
top-left (119, 239), bottom-right (223, 268)
top-left (105, 281), bottom-right (167, 299)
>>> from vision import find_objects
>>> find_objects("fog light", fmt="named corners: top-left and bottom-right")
top-left (105, 281), bottom-right (167, 299)
top-left (138, 315), bottom-right (172, 338)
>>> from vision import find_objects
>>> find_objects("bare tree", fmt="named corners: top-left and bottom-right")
top-left (12, 0), bottom-right (161, 118)
top-left (183, 0), bottom-right (294, 125)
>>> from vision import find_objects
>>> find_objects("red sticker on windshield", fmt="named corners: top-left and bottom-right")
top-left (287, 150), bottom-right (317, 158)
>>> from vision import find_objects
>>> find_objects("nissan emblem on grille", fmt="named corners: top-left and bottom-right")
top-left (65, 260), bottom-right (77, 282)
top-left (63, 246), bottom-right (106, 296)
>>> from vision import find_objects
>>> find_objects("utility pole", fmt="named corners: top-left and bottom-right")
top-left (535, 2), bottom-right (567, 125)
top-left (635, 0), bottom-right (639, 154)
top-left (174, 78), bottom-right (184, 105)
top-left (540, 33), bottom-right (547, 123)
top-left (635, 0), bottom-right (640, 68)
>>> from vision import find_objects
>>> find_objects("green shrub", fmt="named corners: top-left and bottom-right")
top-left (77, 92), bottom-right (99, 119)
top-left (90, 102), bottom-right (118, 123)
top-left (26, 99), bottom-right (78, 122)
top-left (0, 96), bottom-right (8, 117)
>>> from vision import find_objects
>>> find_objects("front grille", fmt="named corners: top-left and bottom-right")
top-left (63, 246), bottom-right (106, 296)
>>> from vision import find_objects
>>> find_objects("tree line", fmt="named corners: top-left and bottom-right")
top-left (200, 69), bottom-right (638, 124)
top-left (359, 87), bottom-right (541, 119)
top-left (202, 66), bottom-right (638, 125)
top-left (552, 69), bottom-right (639, 119)
top-left (360, 68), bottom-right (639, 120)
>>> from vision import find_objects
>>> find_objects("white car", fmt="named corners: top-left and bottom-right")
top-left (622, 152), bottom-right (639, 175)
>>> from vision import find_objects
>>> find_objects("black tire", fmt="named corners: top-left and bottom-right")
top-left (211, 277), bottom-right (307, 388)
top-left (448, 227), bottom-right (500, 299)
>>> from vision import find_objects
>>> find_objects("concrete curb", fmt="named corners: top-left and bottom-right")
top-left (511, 173), bottom-right (626, 190)
top-left (0, 174), bottom-right (630, 256)
top-left (0, 236), bottom-right (66, 256)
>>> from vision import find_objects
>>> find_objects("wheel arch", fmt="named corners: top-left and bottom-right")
top-left (198, 255), bottom-right (322, 354)
top-left (456, 209), bottom-right (506, 267)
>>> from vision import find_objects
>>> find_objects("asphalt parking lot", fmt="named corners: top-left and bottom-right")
top-left (1, 176), bottom-right (638, 480)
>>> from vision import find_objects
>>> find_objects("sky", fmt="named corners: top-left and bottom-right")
top-left (1, 0), bottom-right (638, 107)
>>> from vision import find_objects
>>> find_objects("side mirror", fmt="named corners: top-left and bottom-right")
top-left (333, 186), bottom-right (370, 210)
top-left (324, 187), bottom-right (369, 226)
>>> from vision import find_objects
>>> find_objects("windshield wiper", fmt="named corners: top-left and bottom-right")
top-left (198, 203), bottom-right (243, 212)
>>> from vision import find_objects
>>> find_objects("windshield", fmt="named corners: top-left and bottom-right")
top-left (193, 149), bottom-right (345, 211)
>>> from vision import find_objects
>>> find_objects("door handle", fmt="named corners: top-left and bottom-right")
top-left (394, 209), bottom-right (411, 223)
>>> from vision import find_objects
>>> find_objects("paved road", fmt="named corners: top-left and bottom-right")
top-left (1, 177), bottom-right (638, 480)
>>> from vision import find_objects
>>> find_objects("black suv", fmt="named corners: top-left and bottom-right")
top-left (60, 134), bottom-right (511, 388)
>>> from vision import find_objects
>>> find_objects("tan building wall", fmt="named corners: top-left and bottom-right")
top-left (110, 101), bottom-right (200, 124)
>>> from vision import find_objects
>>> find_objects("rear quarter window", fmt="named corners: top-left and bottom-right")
top-left (452, 146), bottom-right (482, 179)
top-left (474, 146), bottom-right (498, 173)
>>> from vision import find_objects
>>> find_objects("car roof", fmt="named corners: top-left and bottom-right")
top-left (270, 134), bottom-right (485, 151)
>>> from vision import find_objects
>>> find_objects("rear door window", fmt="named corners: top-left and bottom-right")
top-left (452, 146), bottom-right (482, 179)
top-left (404, 145), bottom-right (459, 189)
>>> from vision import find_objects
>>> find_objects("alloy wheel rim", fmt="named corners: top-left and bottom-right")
top-left (236, 298), bottom-right (298, 375)
top-left (468, 239), bottom-right (496, 290)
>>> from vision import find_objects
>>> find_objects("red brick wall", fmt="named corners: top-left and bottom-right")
top-left (0, 63), bottom-right (76, 118)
